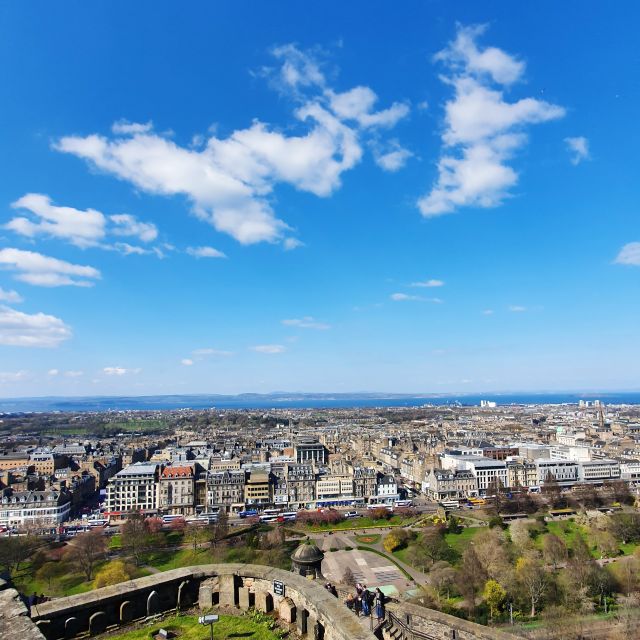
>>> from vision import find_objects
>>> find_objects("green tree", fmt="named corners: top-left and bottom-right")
top-left (456, 547), bottom-right (487, 616)
top-left (35, 561), bottom-right (68, 593)
top-left (184, 523), bottom-right (208, 551)
top-left (483, 579), bottom-right (507, 621)
top-left (94, 560), bottom-right (134, 588)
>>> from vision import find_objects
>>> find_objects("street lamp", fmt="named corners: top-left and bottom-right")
top-left (199, 614), bottom-right (219, 640)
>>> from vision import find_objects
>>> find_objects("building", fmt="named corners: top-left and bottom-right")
top-left (578, 459), bottom-right (621, 483)
top-left (106, 462), bottom-right (160, 519)
top-left (535, 460), bottom-right (579, 487)
top-left (0, 488), bottom-right (71, 529)
top-left (159, 465), bottom-right (195, 515)
top-left (206, 469), bottom-right (245, 511)
top-left (423, 468), bottom-right (476, 501)
top-left (315, 474), bottom-right (354, 506)
top-left (244, 470), bottom-right (272, 506)
top-left (461, 458), bottom-right (508, 495)
top-left (294, 439), bottom-right (328, 465)
top-left (352, 466), bottom-right (378, 501)
top-left (375, 474), bottom-right (399, 504)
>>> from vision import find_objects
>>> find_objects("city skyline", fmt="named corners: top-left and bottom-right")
top-left (1, 2), bottom-right (639, 397)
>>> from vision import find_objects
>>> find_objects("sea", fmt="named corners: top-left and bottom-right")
top-left (1, 391), bottom-right (640, 413)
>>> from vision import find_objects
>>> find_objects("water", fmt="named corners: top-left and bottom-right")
top-left (1, 391), bottom-right (640, 413)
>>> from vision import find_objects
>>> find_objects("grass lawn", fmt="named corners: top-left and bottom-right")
top-left (444, 526), bottom-right (482, 556)
top-left (13, 560), bottom-right (150, 598)
top-left (355, 534), bottom-right (381, 544)
top-left (106, 614), bottom-right (282, 640)
top-left (303, 515), bottom-right (415, 532)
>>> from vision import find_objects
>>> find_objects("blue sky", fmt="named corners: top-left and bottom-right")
top-left (0, 1), bottom-right (639, 397)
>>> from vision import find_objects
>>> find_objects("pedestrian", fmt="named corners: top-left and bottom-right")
top-left (354, 595), bottom-right (362, 617)
top-left (330, 584), bottom-right (338, 598)
top-left (361, 592), bottom-right (371, 617)
top-left (345, 594), bottom-right (354, 611)
top-left (374, 588), bottom-right (385, 621)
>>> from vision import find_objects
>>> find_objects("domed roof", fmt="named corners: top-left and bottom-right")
top-left (291, 541), bottom-right (324, 564)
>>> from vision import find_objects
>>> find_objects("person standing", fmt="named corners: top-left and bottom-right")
top-left (374, 588), bottom-right (385, 621)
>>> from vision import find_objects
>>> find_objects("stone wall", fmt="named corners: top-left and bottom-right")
top-left (0, 578), bottom-right (46, 640)
top-left (384, 603), bottom-right (519, 640)
top-left (31, 564), bottom-right (374, 640)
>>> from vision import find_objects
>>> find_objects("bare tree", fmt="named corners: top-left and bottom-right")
top-left (68, 530), bottom-right (107, 581)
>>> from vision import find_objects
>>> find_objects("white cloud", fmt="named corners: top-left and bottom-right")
top-left (0, 287), bottom-right (23, 303)
top-left (251, 344), bottom-right (286, 354)
top-left (9, 193), bottom-right (106, 247)
top-left (55, 45), bottom-right (408, 247)
top-left (110, 213), bottom-right (158, 242)
top-left (0, 305), bottom-right (72, 347)
top-left (0, 248), bottom-right (100, 287)
top-left (373, 140), bottom-right (413, 172)
top-left (112, 120), bottom-right (153, 135)
top-left (614, 242), bottom-right (640, 266)
top-left (192, 348), bottom-right (233, 357)
top-left (64, 370), bottom-right (84, 377)
top-left (48, 369), bottom-right (59, 376)
top-left (0, 370), bottom-right (29, 384)
top-left (419, 24), bottom-right (564, 218)
top-left (482, 309), bottom-right (494, 315)
top-left (410, 279), bottom-right (444, 288)
top-left (327, 86), bottom-right (409, 129)
top-left (564, 136), bottom-right (590, 165)
top-left (181, 358), bottom-right (194, 366)
top-left (283, 237), bottom-right (305, 250)
top-left (103, 366), bottom-right (141, 376)
top-left (186, 246), bottom-right (227, 259)
top-left (282, 316), bottom-right (331, 330)
top-left (390, 292), bottom-right (442, 303)
top-left (8, 193), bottom-right (159, 250)
top-left (509, 305), bottom-right (527, 312)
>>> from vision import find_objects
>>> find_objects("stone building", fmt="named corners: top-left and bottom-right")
top-left (206, 469), bottom-right (246, 511)
top-left (105, 462), bottom-right (160, 519)
top-left (291, 541), bottom-right (325, 579)
top-left (158, 465), bottom-right (195, 515)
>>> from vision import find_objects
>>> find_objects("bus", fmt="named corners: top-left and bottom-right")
top-left (439, 499), bottom-right (460, 509)
top-left (259, 514), bottom-right (279, 523)
top-left (394, 499), bottom-right (413, 508)
top-left (276, 512), bottom-right (297, 523)
top-left (261, 508), bottom-right (282, 516)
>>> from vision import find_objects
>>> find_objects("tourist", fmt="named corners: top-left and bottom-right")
top-left (374, 588), bottom-right (385, 621)
top-left (354, 594), bottom-right (362, 616)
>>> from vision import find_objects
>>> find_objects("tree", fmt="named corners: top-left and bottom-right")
top-left (428, 561), bottom-right (457, 600)
top-left (608, 512), bottom-right (640, 545)
top-left (542, 533), bottom-right (567, 570)
top-left (383, 529), bottom-right (408, 553)
top-left (184, 523), bottom-right (208, 551)
top-left (121, 512), bottom-right (152, 566)
top-left (0, 535), bottom-right (39, 574)
top-left (69, 530), bottom-right (107, 581)
top-left (420, 527), bottom-right (451, 565)
top-left (214, 509), bottom-right (229, 542)
top-left (541, 473), bottom-right (563, 508)
top-left (510, 520), bottom-right (533, 552)
top-left (94, 560), bottom-right (134, 588)
top-left (474, 528), bottom-right (510, 580)
top-left (456, 547), bottom-right (487, 615)
top-left (483, 579), bottom-right (507, 621)
top-left (516, 554), bottom-right (547, 617)
top-left (35, 560), bottom-right (68, 593)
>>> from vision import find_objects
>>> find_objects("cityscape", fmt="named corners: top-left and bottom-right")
top-left (1, 3), bottom-right (639, 640)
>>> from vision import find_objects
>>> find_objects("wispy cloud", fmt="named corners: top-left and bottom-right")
top-left (390, 292), bottom-right (443, 303)
top-left (410, 279), bottom-right (444, 288)
top-left (251, 344), bottom-right (286, 354)
top-left (614, 242), bottom-right (640, 266)
top-left (0, 305), bottom-right (72, 347)
top-left (418, 24), bottom-right (564, 218)
top-left (103, 366), bottom-right (141, 376)
top-left (0, 287), bottom-right (23, 303)
top-left (186, 246), bottom-right (227, 259)
top-left (0, 248), bottom-right (100, 287)
top-left (8, 193), bottom-right (158, 248)
top-left (482, 309), bottom-right (494, 315)
top-left (564, 136), bottom-right (590, 165)
top-left (508, 305), bottom-right (527, 312)
top-left (282, 316), bottom-right (331, 330)
top-left (181, 358), bottom-right (194, 366)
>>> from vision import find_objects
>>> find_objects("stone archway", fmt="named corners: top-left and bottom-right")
top-left (147, 590), bottom-right (160, 617)
top-left (88, 611), bottom-right (107, 636)
top-left (120, 600), bottom-right (134, 623)
top-left (64, 617), bottom-right (77, 638)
